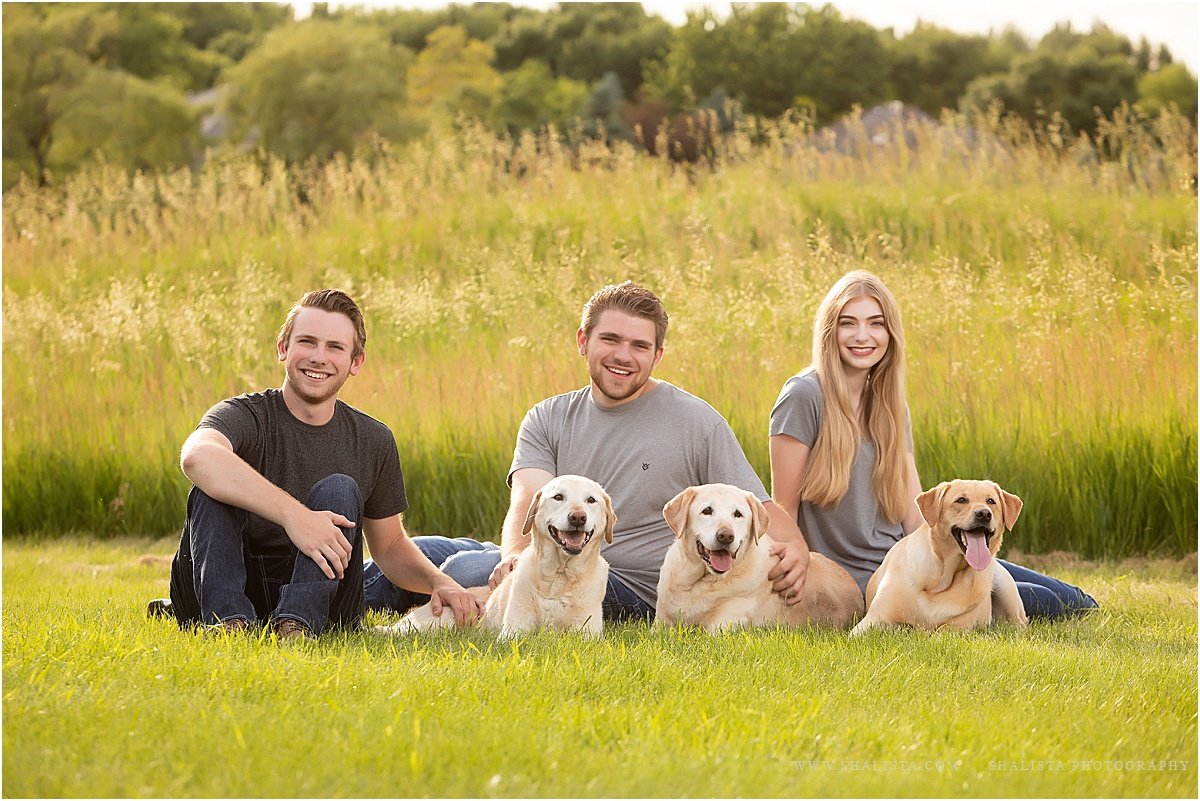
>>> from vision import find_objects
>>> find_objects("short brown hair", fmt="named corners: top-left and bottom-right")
top-left (277, 289), bottom-right (366, 359)
top-left (580, 281), bottom-right (669, 350)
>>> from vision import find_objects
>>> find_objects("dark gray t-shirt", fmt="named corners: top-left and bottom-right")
top-left (769, 369), bottom-right (911, 592)
top-left (198, 389), bottom-right (407, 554)
top-left (508, 381), bottom-right (768, 606)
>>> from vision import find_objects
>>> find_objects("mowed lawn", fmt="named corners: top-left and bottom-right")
top-left (3, 537), bottom-right (1195, 798)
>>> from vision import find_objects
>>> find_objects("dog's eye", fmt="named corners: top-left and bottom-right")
top-left (586, 496), bottom-right (596, 504)
top-left (955, 497), bottom-right (968, 504)
top-left (733, 510), bottom-right (743, 518)
top-left (552, 493), bottom-right (564, 501)
top-left (700, 506), bottom-right (713, 515)
top-left (986, 498), bottom-right (996, 505)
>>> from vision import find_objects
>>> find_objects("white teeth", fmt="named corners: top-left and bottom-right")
top-left (303, 370), bottom-right (327, 379)
top-left (608, 367), bottom-right (631, 375)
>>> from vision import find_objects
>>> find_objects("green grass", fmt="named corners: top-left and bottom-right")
top-left (2, 110), bottom-right (1196, 556)
top-left (3, 537), bottom-right (1196, 798)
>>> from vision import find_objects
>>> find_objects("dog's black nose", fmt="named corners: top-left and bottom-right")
top-left (974, 508), bottom-right (992, 523)
top-left (716, 527), bottom-right (734, 546)
top-left (568, 510), bottom-right (587, 528)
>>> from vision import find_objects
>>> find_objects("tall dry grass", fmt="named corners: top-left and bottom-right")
top-left (3, 108), bottom-right (1195, 556)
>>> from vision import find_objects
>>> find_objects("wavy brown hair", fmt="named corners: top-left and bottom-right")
top-left (277, 289), bottom-right (366, 359)
top-left (799, 271), bottom-right (910, 522)
top-left (580, 281), bottom-right (669, 350)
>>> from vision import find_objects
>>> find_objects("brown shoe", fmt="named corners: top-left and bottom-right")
top-left (274, 618), bottom-right (312, 640)
top-left (205, 617), bottom-right (252, 634)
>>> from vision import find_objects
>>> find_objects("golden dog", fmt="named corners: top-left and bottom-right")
top-left (850, 479), bottom-right (1027, 635)
top-left (655, 483), bottom-right (863, 631)
top-left (381, 475), bottom-right (615, 639)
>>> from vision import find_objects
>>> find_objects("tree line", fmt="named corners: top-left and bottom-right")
top-left (4, 1), bottom-right (1197, 188)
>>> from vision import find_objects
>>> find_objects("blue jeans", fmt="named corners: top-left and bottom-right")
top-left (998, 559), bottom-right (1098, 620)
top-left (169, 475), bottom-right (365, 634)
top-left (364, 536), bottom-right (655, 623)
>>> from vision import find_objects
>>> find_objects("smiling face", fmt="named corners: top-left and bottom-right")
top-left (835, 295), bottom-right (890, 375)
top-left (663, 483), bottom-right (771, 576)
top-left (277, 307), bottom-right (364, 414)
top-left (577, 309), bottom-right (663, 408)
top-left (524, 475), bottom-right (615, 556)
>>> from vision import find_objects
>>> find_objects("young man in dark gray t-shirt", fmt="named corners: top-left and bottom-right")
top-left (153, 289), bottom-right (481, 637)
top-left (365, 282), bottom-right (815, 621)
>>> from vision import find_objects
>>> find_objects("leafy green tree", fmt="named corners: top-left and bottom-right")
top-left (155, 2), bottom-right (291, 51)
top-left (87, 3), bottom-right (224, 89)
top-left (496, 59), bottom-right (589, 133)
top-left (3, 5), bottom-right (98, 185)
top-left (223, 19), bottom-right (413, 162)
top-left (553, 3), bottom-right (671, 94)
top-left (491, 3), bottom-right (669, 95)
top-left (406, 25), bottom-right (502, 127)
top-left (364, 3), bottom-right (530, 52)
top-left (1137, 63), bottom-right (1199, 119)
top-left (153, 2), bottom-right (290, 65)
top-left (644, 3), bottom-right (888, 121)
top-left (961, 24), bottom-right (1141, 134)
top-left (3, 4), bottom-right (198, 186)
top-left (888, 23), bottom-right (1011, 115)
top-left (47, 68), bottom-right (198, 172)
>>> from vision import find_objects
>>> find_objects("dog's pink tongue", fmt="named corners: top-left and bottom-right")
top-left (708, 550), bottom-right (734, 573)
top-left (965, 533), bottom-right (992, 571)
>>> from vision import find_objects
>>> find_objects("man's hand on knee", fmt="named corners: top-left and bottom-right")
top-left (285, 507), bottom-right (354, 580)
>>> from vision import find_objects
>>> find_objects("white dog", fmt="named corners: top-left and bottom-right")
top-left (655, 483), bottom-right (862, 631)
top-left (380, 475), bottom-right (615, 639)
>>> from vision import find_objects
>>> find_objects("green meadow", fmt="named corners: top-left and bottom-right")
top-left (2, 109), bottom-right (1196, 797)
top-left (2, 539), bottom-right (1195, 797)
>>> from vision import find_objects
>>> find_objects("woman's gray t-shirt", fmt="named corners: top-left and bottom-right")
top-left (769, 369), bottom-right (910, 592)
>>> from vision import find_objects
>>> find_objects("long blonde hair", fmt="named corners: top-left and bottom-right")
top-left (799, 271), bottom-right (910, 522)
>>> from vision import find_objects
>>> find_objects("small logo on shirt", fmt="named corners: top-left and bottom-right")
top-left (642, 463), bottom-right (650, 471)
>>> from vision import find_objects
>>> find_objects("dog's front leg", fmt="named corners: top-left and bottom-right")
top-left (849, 607), bottom-right (898, 636)
top-left (990, 567), bottom-right (1029, 627)
top-left (652, 601), bottom-right (676, 628)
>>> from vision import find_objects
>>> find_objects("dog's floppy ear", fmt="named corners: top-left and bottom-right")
top-left (662, 487), bottom-right (696, 538)
top-left (747, 492), bottom-right (771, 544)
top-left (602, 491), bottom-right (616, 544)
top-left (993, 482), bottom-right (1023, 532)
top-left (521, 489), bottom-right (543, 539)
top-left (915, 482), bottom-right (948, 527)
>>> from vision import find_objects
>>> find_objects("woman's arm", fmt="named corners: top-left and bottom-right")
top-left (769, 433), bottom-right (810, 524)
top-left (900, 451), bottom-right (924, 535)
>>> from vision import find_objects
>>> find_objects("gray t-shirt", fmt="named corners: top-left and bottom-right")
top-left (508, 381), bottom-right (768, 606)
top-left (769, 369), bottom-right (911, 593)
top-left (199, 389), bottom-right (407, 555)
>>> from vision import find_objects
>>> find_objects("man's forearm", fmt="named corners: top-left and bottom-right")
top-left (183, 439), bottom-right (307, 528)
top-left (369, 530), bottom-right (454, 595)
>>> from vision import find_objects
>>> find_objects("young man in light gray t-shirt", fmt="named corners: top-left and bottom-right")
top-left (364, 282), bottom-right (813, 620)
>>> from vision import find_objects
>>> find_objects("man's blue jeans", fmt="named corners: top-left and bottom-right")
top-left (364, 536), bottom-right (655, 622)
top-left (169, 474), bottom-right (365, 634)
top-left (998, 559), bottom-right (1099, 619)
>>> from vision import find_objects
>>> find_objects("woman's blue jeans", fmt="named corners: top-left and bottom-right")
top-left (168, 474), bottom-right (365, 634)
top-left (364, 536), bottom-right (655, 622)
top-left (998, 559), bottom-right (1099, 620)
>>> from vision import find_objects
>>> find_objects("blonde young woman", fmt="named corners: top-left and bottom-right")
top-left (769, 271), bottom-right (1096, 619)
